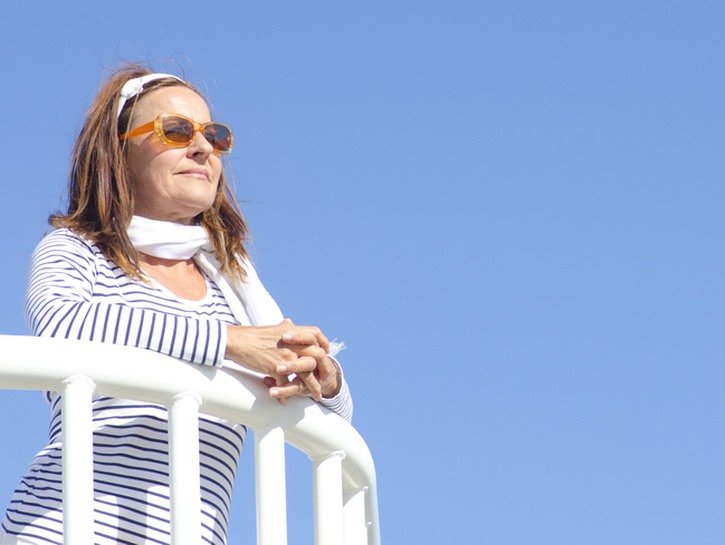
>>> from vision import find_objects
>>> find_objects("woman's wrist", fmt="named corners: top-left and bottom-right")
top-left (321, 355), bottom-right (342, 398)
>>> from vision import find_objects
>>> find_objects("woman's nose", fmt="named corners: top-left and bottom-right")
top-left (187, 130), bottom-right (215, 156)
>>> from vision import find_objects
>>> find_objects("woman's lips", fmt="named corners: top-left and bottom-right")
top-left (176, 169), bottom-right (209, 180)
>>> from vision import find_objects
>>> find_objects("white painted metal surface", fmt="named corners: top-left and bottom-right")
top-left (255, 426), bottom-right (288, 545)
top-left (312, 451), bottom-right (346, 545)
top-left (61, 374), bottom-right (96, 545)
top-left (0, 334), bottom-right (381, 545)
top-left (168, 391), bottom-right (204, 545)
top-left (343, 488), bottom-right (369, 545)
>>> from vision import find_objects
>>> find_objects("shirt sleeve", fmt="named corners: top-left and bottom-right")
top-left (25, 229), bottom-right (226, 367)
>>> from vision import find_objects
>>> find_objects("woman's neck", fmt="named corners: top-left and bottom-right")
top-left (139, 252), bottom-right (207, 301)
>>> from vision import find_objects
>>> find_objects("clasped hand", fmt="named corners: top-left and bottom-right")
top-left (225, 320), bottom-right (340, 403)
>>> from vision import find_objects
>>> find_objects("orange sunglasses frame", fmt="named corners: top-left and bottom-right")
top-left (119, 113), bottom-right (233, 153)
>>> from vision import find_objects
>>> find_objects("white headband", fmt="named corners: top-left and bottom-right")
top-left (117, 73), bottom-right (183, 117)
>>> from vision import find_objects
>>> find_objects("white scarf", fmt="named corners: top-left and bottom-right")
top-left (127, 215), bottom-right (283, 328)
top-left (127, 215), bottom-right (209, 260)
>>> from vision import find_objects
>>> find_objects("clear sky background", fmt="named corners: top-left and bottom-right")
top-left (0, 2), bottom-right (723, 544)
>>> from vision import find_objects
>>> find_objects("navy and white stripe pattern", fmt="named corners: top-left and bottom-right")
top-left (2, 228), bottom-right (352, 545)
top-left (25, 230), bottom-right (230, 366)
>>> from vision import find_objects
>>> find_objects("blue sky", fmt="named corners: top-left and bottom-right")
top-left (1, 1), bottom-right (723, 544)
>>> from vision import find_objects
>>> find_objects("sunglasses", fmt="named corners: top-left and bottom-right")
top-left (119, 113), bottom-right (233, 153)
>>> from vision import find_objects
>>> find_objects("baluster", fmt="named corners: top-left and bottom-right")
top-left (255, 426), bottom-right (288, 545)
top-left (168, 391), bottom-right (203, 545)
top-left (62, 374), bottom-right (96, 545)
top-left (344, 487), bottom-right (369, 545)
top-left (312, 451), bottom-right (345, 545)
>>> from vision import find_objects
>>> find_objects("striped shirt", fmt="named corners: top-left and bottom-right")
top-left (1, 228), bottom-right (352, 545)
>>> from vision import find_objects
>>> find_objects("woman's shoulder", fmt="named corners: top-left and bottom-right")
top-left (37, 227), bottom-right (98, 251)
top-left (34, 228), bottom-right (104, 266)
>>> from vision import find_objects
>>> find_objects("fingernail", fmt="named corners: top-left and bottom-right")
top-left (276, 365), bottom-right (288, 374)
top-left (270, 388), bottom-right (280, 398)
top-left (282, 332), bottom-right (293, 341)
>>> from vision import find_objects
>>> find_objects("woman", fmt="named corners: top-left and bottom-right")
top-left (0, 64), bottom-right (352, 545)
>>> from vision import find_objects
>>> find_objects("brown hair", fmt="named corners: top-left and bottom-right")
top-left (51, 63), bottom-right (249, 280)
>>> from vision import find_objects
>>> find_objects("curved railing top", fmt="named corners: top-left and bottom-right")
top-left (0, 334), bottom-right (380, 545)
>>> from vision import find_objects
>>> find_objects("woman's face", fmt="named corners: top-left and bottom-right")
top-left (124, 86), bottom-right (223, 224)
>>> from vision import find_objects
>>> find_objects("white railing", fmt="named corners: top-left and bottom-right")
top-left (0, 334), bottom-right (381, 545)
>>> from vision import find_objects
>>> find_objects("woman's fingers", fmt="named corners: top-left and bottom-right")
top-left (275, 345), bottom-right (327, 375)
top-left (297, 370), bottom-right (322, 400)
top-left (275, 345), bottom-right (339, 399)
top-left (281, 324), bottom-right (330, 352)
top-left (269, 365), bottom-right (322, 401)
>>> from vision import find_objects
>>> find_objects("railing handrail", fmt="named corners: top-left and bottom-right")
top-left (0, 334), bottom-right (380, 545)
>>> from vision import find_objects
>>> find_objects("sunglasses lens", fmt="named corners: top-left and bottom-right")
top-left (160, 116), bottom-right (195, 144)
top-left (203, 124), bottom-right (233, 152)
top-left (156, 115), bottom-right (232, 152)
